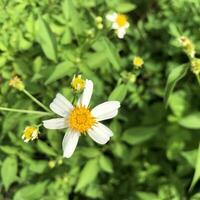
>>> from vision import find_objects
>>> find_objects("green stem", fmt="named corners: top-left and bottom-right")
top-left (0, 107), bottom-right (52, 116)
top-left (23, 89), bottom-right (50, 112)
top-left (196, 74), bottom-right (200, 86)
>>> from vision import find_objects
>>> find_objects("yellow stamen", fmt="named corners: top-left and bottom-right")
top-left (71, 75), bottom-right (85, 91)
top-left (191, 59), bottom-right (200, 75)
top-left (116, 14), bottom-right (127, 27)
top-left (9, 76), bottom-right (25, 91)
top-left (133, 56), bottom-right (144, 68)
top-left (22, 126), bottom-right (39, 143)
top-left (68, 106), bottom-right (95, 133)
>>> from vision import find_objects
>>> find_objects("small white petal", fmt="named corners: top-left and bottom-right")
top-left (96, 122), bottom-right (113, 137)
top-left (43, 118), bottom-right (67, 129)
top-left (62, 130), bottom-right (80, 158)
top-left (88, 124), bottom-right (111, 144)
top-left (125, 22), bottom-right (130, 29)
top-left (117, 28), bottom-right (126, 39)
top-left (91, 101), bottom-right (120, 121)
top-left (78, 79), bottom-right (93, 107)
top-left (50, 93), bottom-right (73, 117)
top-left (106, 13), bottom-right (117, 22)
top-left (112, 22), bottom-right (119, 29)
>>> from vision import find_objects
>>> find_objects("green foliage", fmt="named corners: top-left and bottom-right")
top-left (1, 0), bottom-right (200, 199)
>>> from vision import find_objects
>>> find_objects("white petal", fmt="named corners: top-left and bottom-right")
top-left (50, 93), bottom-right (73, 117)
top-left (112, 22), bottom-right (119, 29)
top-left (91, 101), bottom-right (120, 121)
top-left (106, 13), bottom-right (117, 22)
top-left (125, 22), bottom-right (130, 29)
top-left (117, 28), bottom-right (126, 39)
top-left (96, 122), bottom-right (113, 137)
top-left (62, 129), bottom-right (80, 158)
top-left (88, 124), bottom-right (111, 144)
top-left (43, 118), bottom-right (67, 129)
top-left (78, 79), bottom-right (93, 107)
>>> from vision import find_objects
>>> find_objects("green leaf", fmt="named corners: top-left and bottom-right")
top-left (36, 16), bottom-right (57, 61)
top-left (181, 150), bottom-right (197, 168)
top-left (190, 144), bottom-right (200, 191)
top-left (62, 0), bottom-right (84, 35)
top-left (37, 141), bottom-right (57, 157)
top-left (0, 145), bottom-right (19, 155)
top-left (45, 61), bottom-right (76, 84)
top-left (164, 64), bottom-right (189, 107)
top-left (79, 147), bottom-right (100, 158)
top-left (136, 191), bottom-right (159, 200)
top-left (122, 126), bottom-right (159, 145)
top-left (29, 160), bottom-right (48, 174)
top-left (14, 182), bottom-right (47, 200)
top-left (109, 84), bottom-right (127, 102)
top-left (1, 156), bottom-right (18, 191)
top-left (178, 112), bottom-right (200, 129)
top-left (75, 158), bottom-right (99, 191)
top-left (99, 155), bottom-right (113, 173)
top-left (116, 2), bottom-right (136, 13)
top-left (101, 37), bottom-right (121, 70)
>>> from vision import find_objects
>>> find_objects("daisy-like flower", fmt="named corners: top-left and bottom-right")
top-left (71, 75), bottom-right (85, 91)
top-left (106, 12), bottom-right (129, 39)
top-left (43, 80), bottom-right (120, 158)
top-left (133, 56), bottom-right (144, 69)
top-left (22, 126), bottom-right (39, 143)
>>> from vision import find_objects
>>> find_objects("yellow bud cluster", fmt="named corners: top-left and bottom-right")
top-left (71, 75), bottom-right (85, 91)
top-left (9, 76), bottom-right (25, 91)
top-left (22, 126), bottom-right (39, 143)
top-left (191, 59), bottom-right (200, 75)
top-left (179, 36), bottom-right (195, 58)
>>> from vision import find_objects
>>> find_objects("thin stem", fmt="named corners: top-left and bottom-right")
top-left (23, 89), bottom-right (50, 112)
top-left (0, 107), bottom-right (52, 116)
top-left (196, 74), bottom-right (200, 86)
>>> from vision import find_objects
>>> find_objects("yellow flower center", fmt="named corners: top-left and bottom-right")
top-left (22, 126), bottom-right (38, 142)
top-left (69, 106), bottom-right (96, 133)
top-left (116, 15), bottom-right (127, 27)
top-left (71, 75), bottom-right (85, 91)
top-left (133, 56), bottom-right (144, 68)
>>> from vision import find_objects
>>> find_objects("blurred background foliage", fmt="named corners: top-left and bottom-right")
top-left (1, 0), bottom-right (200, 199)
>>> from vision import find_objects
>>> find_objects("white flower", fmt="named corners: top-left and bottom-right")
top-left (106, 12), bottom-right (129, 39)
top-left (43, 80), bottom-right (120, 158)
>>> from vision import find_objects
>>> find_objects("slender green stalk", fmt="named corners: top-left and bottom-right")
top-left (23, 89), bottom-right (50, 112)
top-left (196, 74), bottom-right (200, 86)
top-left (0, 107), bottom-right (52, 116)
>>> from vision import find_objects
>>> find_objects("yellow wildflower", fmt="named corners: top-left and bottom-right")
top-left (133, 56), bottom-right (144, 69)
top-left (9, 76), bottom-right (25, 91)
top-left (179, 36), bottom-right (195, 58)
top-left (22, 126), bottom-right (39, 143)
top-left (71, 75), bottom-right (85, 91)
top-left (191, 58), bottom-right (200, 75)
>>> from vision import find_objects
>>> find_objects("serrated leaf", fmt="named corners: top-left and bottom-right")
top-left (36, 16), bottom-right (57, 61)
top-left (45, 61), bottom-right (76, 84)
top-left (109, 84), bottom-right (127, 102)
top-left (99, 155), bottom-right (113, 173)
top-left (122, 126), bottom-right (159, 145)
top-left (178, 113), bottom-right (200, 129)
top-left (164, 64), bottom-right (189, 107)
top-left (75, 158), bottom-right (99, 191)
top-left (13, 182), bottom-right (47, 200)
top-left (1, 156), bottom-right (18, 191)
